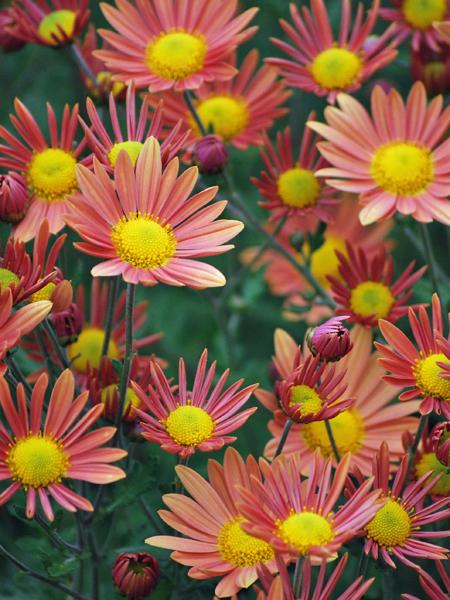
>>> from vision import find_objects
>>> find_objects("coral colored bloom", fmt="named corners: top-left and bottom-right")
top-left (112, 552), bottom-right (159, 599)
top-left (67, 137), bottom-right (243, 288)
top-left (96, 0), bottom-right (258, 92)
top-left (134, 350), bottom-right (257, 458)
top-left (147, 448), bottom-right (277, 597)
top-left (306, 315), bottom-right (352, 362)
top-left (0, 370), bottom-right (126, 521)
top-left (50, 302), bottom-right (83, 346)
top-left (0, 99), bottom-right (86, 241)
top-left (308, 82), bottom-right (450, 225)
top-left (0, 172), bottom-right (29, 223)
top-left (328, 242), bottom-right (427, 327)
top-left (0, 8), bottom-right (26, 52)
top-left (267, 0), bottom-right (398, 102)
top-left (376, 293), bottom-right (450, 418)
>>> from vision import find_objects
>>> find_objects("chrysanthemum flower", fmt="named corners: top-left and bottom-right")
top-left (148, 50), bottom-right (290, 150)
top-left (10, 0), bottom-right (90, 46)
top-left (267, 0), bottom-right (398, 102)
top-left (147, 448), bottom-right (277, 597)
top-left (96, 0), bottom-right (258, 92)
top-left (0, 370), bottom-right (126, 521)
top-left (133, 350), bottom-right (257, 458)
top-left (67, 137), bottom-right (243, 288)
top-left (328, 242), bottom-right (427, 328)
top-left (381, 0), bottom-right (450, 52)
top-left (351, 442), bottom-right (450, 570)
top-left (306, 315), bottom-right (353, 362)
top-left (80, 82), bottom-right (188, 173)
top-left (413, 426), bottom-right (450, 498)
top-left (251, 122), bottom-right (338, 230)
top-left (0, 99), bottom-right (86, 241)
top-left (308, 82), bottom-right (450, 225)
top-left (402, 559), bottom-right (450, 600)
top-left (376, 293), bottom-right (450, 417)
top-left (260, 327), bottom-right (420, 474)
top-left (0, 172), bottom-right (29, 223)
top-left (236, 451), bottom-right (381, 559)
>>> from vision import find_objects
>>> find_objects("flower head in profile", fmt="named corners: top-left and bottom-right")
top-left (134, 350), bottom-right (257, 458)
top-left (147, 448), bottom-right (277, 597)
top-left (0, 370), bottom-right (126, 521)
top-left (0, 172), bottom-right (29, 223)
top-left (112, 552), bottom-right (160, 599)
top-left (412, 423), bottom-right (450, 498)
top-left (306, 315), bottom-right (352, 362)
top-left (67, 137), bottom-right (243, 288)
top-left (96, 0), bottom-right (258, 92)
top-left (308, 82), bottom-right (450, 225)
top-left (267, 0), bottom-right (398, 102)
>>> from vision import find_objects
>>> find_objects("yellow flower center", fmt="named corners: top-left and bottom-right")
top-left (108, 141), bottom-right (144, 168)
top-left (7, 435), bottom-right (69, 488)
top-left (277, 167), bottom-right (320, 209)
top-left (309, 235), bottom-right (348, 288)
top-left (96, 71), bottom-right (125, 97)
top-left (370, 142), bottom-right (433, 196)
top-left (217, 516), bottom-right (274, 567)
top-left (0, 268), bottom-right (19, 290)
top-left (67, 326), bottom-right (120, 374)
top-left (310, 47), bottom-right (362, 90)
top-left (413, 353), bottom-right (450, 402)
top-left (402, 0), bottom-right (447, 30)
top-left (365, 499), bottom-right (412, 549)
top-left (37, 9), bottom-right (76, 45)
top-left (29, 282), bottom-right (56, 303)
top-left (164, 405), bottom-right (214, 447)
top-left (145, 30), bottom-right (206, 81)
top-left (277, 511), bottom-right (335, 555)
top-left (27, 148), bottom-right (78, 203)
top-left (111, 213), bottom-right (177, 271)
top-left (302, 409), bottom-right (365, 457)
top-left (101, 384), bottom-right (142, 415)
top-left (193, 96), bottom-right (249, 141)
top-left (289, 384), bottom-right (323, 417)
top-left (415, 452), bottom-right (450, 496)
top-left (349, 281), bottom-right (395, 320)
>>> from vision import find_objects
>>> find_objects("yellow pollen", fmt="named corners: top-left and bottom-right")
top-left (370, 142), bottom-right (433, 196)
top-left (415, 452), bottom-right (450, 496)
top-left (349, 281), bottom-right (395, 320)
top-left (37, 9), bottom-right (76, 45)
top-left (310, 47), bottom-right (362, 90)
top-left (164, 405), bottom-right (214, 447)
top-left (302, 409), bottom-right (365, 457)
top-left (27, 148), bottom-right (78, 203)
top-left (67, 326), bottom-right (120, 374)
top-left (365, 499), bottom-right (412, 549)
top-left (108, 141), bottom-right (144, 167)
top-left (192, 96), bottom-right (249, 141)
top-left (277, 167), bottom-right (320, 209)
top-left (217, 516), bottom-right (274, 567)
top-left (145, 30), bottom-right (206, 81)
top-left (309, 235), bottom-right (348, 288)
top-left (111, 213), bottom-right (177, 271)
top-left (402, 0), bottom-right (447, 30)
top-left (277, 511), bottom-right (335, 555)
top-left (7, 435), bottom-right (69, 488)
top-left (413, 353), bottom-right (450, 402)
top-left (29, 282), bottom-right (56, 303)
top-left (96, 71), bottom-right (124, 97)
top-left (101, 384), bottom-right (141, 416)
top-left (289, 384), bottom-right (323, 418)
top-left (0, 268), bottom-right (19, 290)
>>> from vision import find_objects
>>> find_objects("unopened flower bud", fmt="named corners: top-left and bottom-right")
top-left (50, 303), bottom-right (83, 346)
top-left (306, 316), bottom-right (352, 362)
top-left (431, 421), bottom-right (450, 467)
top-left (193, 134), bottom-right (228, 175)
top-left (0, 9), bottom-right (26, 53)
top-left (0, 172), bottom-right (29, 223)
top-left (113, 552), bottom-right (159, 599)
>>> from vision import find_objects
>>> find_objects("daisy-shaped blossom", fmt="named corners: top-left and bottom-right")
top-left (0, 99), bottom-right (86, 241)
top-left (0, 370), bottom-right (127, 521)
top-left (260, 327), bottom-right (420, 474)
top-left (308, 82), bottom-right (450, 225)
top-left (96, 0), bottom-right (258, 92)
top-left (328, 242), bottom-right (427, 328)
top-left (376, 293), bottom-right (450, 418)
top-left (147, 448), bottom-right (277, 597)
top-left (133, 350), bottom-right (257, 458)
top-left (413, 424), bottom-right (450, 498)
top-left (267, 0), bottom-right (398, 103)
top-left (66, 137), bottom-right (243, 288)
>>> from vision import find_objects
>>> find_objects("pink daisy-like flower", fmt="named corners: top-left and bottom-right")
top-left (147, 448), bottom-right (277, 597)
top-left (306, 315), bottom-right (353, 362)
top-left (0, 369), bottom-right (126, 521)
top-left (376, 293), bottom-right (450, 418)
top-left (96, 0), bottom-right (258, 92)
top-left (66, 137), bottom-right (243, 288)
top-left (133, 350), bottom-right (257, 458)
top-left (0, 99), bottom-right (86, 241)
top-left (328, 242), bottom-right (427, 328)
top-left (308, 82), bottom-right (450, 225)
top-left (267, 0), bottom-right (398, 103)
top-left (412, 424), bottom-right (450, 498)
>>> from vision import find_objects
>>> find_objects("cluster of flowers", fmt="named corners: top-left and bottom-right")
top-left (0, 0), bottom-right (449, 598)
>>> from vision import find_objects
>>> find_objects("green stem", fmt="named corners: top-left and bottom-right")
top-left (325, 419), bottom-right (341, 463)
top-left (274, 419), bottom-right (294, 459)
top-left (292, 556), bottom-right (306, 599)
top-left (69, 43), bottom-right (98, 89)
top-left (87, 530), bottom-right (100, 600)
top-left (381, 566), bottom-right (394, 600)
top-left (101, 276), bottom-right (120, 359)
top-left (356, 546), bottom-right (370, 579)
top-left (175, 455), bottom-right (189, 495)
top-left (42, 319), bottom-right (70, 369)
top-left (35, 513), bottom-right (81, 554)
top-left (183, 90), bottom-right (207, 136)
top-left (405, 414), bottom-right (428, 485)
top-left (139, 497), bottom-right (164, 534)
top-left (5, 355), bottom-right (32, 397)
top-left (419, 223), bottom-right (440, 295)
